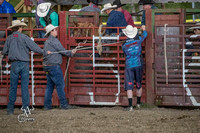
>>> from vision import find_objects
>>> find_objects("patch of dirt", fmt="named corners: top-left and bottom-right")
top-left (0, 106), bottom-right (200, 133)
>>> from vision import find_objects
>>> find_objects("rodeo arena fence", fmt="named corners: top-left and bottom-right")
top-left (0, 8), bottom-right (200, 107)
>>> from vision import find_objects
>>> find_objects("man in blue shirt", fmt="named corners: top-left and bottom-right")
top-left (80, 0), bottom-right (100, 12)
top-left (101, 3), bottom-right (127, 35)
top-left (0, 0), bottom-right (16, 42)
top-left (0, 0), bottom-right (16, 13)
top-left (138, 0), bottom-right (157, 26)
top-left (122, 25), bottom-right (147, 111)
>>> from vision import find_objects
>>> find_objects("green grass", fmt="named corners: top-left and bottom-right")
top-left (8, 0), bottom-right (21, 7)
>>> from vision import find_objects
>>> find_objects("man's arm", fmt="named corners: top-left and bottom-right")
top-left (39, 17), bottom-right (46, 27)
top-left (139, 29), bottom-right (148, 43)
top-left (141, 11), bottom-right (145, 26)
top-left (2, 38), bottom-right (9, 55)
top-left (53, 40), bottom-right (74, 57)
top-left (50, 12), bottom-right (59, 26)
top-left (24, 35), bottom-right (44, 54)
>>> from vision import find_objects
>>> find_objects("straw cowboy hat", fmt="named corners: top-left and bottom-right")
top-left (189, 23), bottom-right (200, 30)
top-left (8, 20), bottom-right (27, 29)
top-left (37, 2), bottom-right (51, 17)
top-left (113, 0), bottom-right (126, 8)
top-left (101, 3), bottom-right (117, 13)
top-left (45, 24), bottom-right (58, 36)
top-left (122, 25), bottom-right (138, 38)
top-left (138, 0), bottom-right (155, 5)
top-left (87, 0), bottom-right (99, 5)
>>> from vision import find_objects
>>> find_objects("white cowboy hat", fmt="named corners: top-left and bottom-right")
top-left (45, 24), bottom-right (58, 36)
top-left (37, 2), bottom-right (51, 17)
top-left (189, 23), bottom-right (200, 30)
top-left (8, 20), bottom-right (27, 29)
top-left (122, 25), bottom-right (138, 38)
top-left (101, 3), bottom-right (117, 13)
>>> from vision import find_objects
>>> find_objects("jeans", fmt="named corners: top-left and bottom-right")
top-left (44, 65), bottom-right (68, 109)
top-left (38, 30), bottom-right (45, 38)
top-left (7, 61), bottom-right (30, 113)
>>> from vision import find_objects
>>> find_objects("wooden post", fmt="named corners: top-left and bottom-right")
top-left (57, 5), bottom-right (61, 12)
top-left (145, 9), bottom-right (154, 104)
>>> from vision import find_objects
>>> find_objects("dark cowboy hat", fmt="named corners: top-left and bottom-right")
top-left (87, 0), bottom-right (99, 5)
top-left (138, 0), bottom-right (155, 5)
top-left (113, 0), bottom-right (126, 8)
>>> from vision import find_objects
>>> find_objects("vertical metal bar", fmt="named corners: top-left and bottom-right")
top-left (66, 12), bottom-right (69, 36)
top-left (182, 25), bottom-right (186, 104)
top-left (117, 32), bottom-right (120, 104)
top-left (92, 35), bottom-right (96, 104)
top-left (192, 2), bottom-right (195, 22)
top-left (31, 51), bottom-right (35, 105)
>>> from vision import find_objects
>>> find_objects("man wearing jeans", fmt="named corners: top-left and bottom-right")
top-left (43, 24), bottom-right (77, 110)
top-left (1, 20), bottom-right (44, 115)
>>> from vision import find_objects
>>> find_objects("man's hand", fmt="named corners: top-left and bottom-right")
top-left (72, 49), bottom-right (77, 54)
top-left (141, 25), bottom-right (146, 31)
top-left (31, 37), bottom-right (34, 41)
top-left (47, 51), bottom-right (52, 54)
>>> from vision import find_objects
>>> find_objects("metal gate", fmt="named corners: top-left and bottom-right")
top-left (0, 13), bottom-right (61, 106)
top-left (59, 11), bottom-right (147, 106)
top-left (154, 9), bottom-right (200, 106)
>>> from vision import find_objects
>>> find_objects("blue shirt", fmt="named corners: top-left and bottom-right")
top-left (106, 10), bottom-right (127, 35)
top-left (122, 31), bottom-right (148, 68)
top-left (0, 0), bottom-right (16, 13)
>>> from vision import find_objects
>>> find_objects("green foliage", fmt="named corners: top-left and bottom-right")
top-left (71, 5), bottom-right (82, 9)
top-left (8, 0), bottom-right (21, 7)
top-left (165, 2), bottom-right (192, 8)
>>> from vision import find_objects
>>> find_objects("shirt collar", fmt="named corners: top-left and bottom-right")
top-left (126, 38), bottom-right (134, 42)
top-left (49, 35), bottom-right (56, 39)
top-left (109, 10), bottom-right (115, 16)
top-left (121, 9), bottom-right (125, 13)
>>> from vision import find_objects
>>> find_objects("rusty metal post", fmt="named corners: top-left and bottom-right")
top-left (59, 12), bottom-right (68, 99)
top-left (145, 9), bottom-right (154, 104)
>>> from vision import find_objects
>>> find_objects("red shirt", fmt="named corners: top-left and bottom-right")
top-left (121, 9), bottom-right (136, 27)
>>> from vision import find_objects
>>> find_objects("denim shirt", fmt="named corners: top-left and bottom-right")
top-left (122, 31), bottom-right (148, 68)
top-left (43, 35), bottom-right (72, 65)
top-left (0, 0), bottom-right (16, 13)
top-left (3, 31), bottom-right (44, 61)
top-left (106, 10), bottom-right (127, 35)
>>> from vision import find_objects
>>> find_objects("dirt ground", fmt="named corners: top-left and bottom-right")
top-left (0, 106), bottom-right (200, 133)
